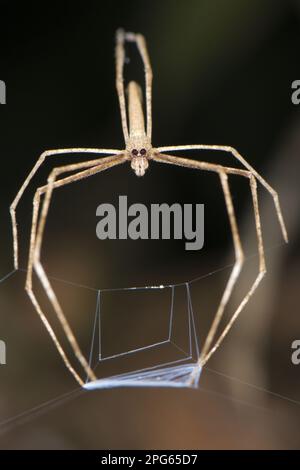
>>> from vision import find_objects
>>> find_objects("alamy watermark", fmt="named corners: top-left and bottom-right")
top-left (291, 80), bottom-right (300, 105)
top-left (96, 195), bottom-right (204, 250)
top-left (0, 340), bottom-right (6, 365)
top-left (0, 80), bottom-right (6, 104)
top-left (291, 340), bottom-right (300, 365)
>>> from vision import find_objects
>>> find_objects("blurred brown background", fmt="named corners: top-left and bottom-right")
top-left (0, 0), bottom-right (300, 449)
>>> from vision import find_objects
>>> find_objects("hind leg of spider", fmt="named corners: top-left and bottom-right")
top-left (115, 29), bottom-right (153, 140)
top-left (26, 154), bottom-right (126, 386)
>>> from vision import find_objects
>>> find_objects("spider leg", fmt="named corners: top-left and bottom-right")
top-left (200, 172), bottom-right (244, 362)
top-left (152, 153), bottom-right (266, 383)
top-left (132, 32), bottom-right (153, 139)
top-left (27, 154), bottom-right (126, 386)
top-left (26, 155), bottom-right (121, 291)
top-left (116, 30), bottom-right (129, 142)
top-left (10, 147), bottom-right (121, 269)
top-left (116, 30), bottom-right (153, 140)
top-left (156, 144), bottom-right (288, 243)
top-left (200, 175), bottom-right (266, 368)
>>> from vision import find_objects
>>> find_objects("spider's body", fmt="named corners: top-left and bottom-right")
top-left (10, 29), bottom-right (288, 387)
top-left (126, 80), bottom-right (152, 176)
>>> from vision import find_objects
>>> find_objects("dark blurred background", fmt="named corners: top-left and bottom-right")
top-left (0, 0), bottom-right (300, 449)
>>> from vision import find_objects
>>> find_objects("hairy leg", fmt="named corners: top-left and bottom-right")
top-left (156, 144), bottom-right (288, 243)
top-left (115, 30), bottom-right (130, 142)
top-left (152, 153), bottom-right (266, 380)
top-left (115, 29), bottom-right (153, 140)
top-left (199, 172), bottom-right (244, 363)
top-left (200, 175), bottom-right (266, 368)
top-left (10, 147), bottom-right (121, 268)
top-left (27, 155), bottom-right (126, 385)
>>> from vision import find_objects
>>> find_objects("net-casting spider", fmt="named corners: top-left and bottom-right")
top-left (10, 29), bottom-right (288, 387)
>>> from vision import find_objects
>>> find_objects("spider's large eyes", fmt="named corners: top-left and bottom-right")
top-left (131, 149), bottom-right (138, 156)
top-left (140, 148), bottom-right (147, 156)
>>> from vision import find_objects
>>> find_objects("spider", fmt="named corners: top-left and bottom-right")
top-left (10, 29), bottom-right (288, 387)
